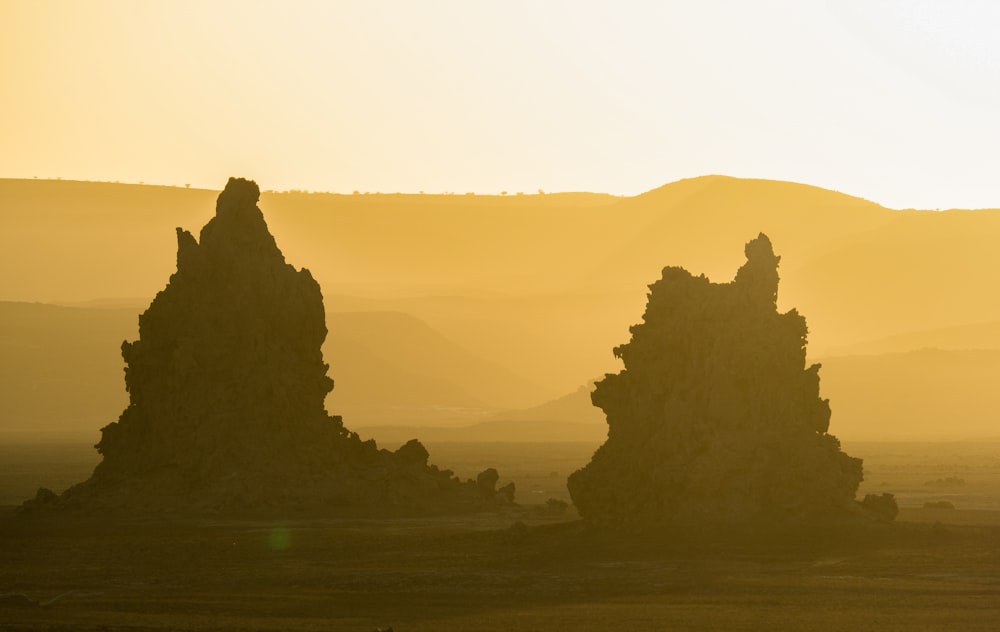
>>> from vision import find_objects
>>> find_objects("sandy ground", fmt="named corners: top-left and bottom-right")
top-left (1, 508), bottom-right (998, 631)
top-left (1, 440), bottom-right (998, 630)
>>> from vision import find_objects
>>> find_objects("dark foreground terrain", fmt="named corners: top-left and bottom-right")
top-left (1, 440), bottom-right (998, 630)
top-left (1, 511), bottom-right (999, 631)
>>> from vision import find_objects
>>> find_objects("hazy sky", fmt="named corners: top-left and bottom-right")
top-left (2, 1), bottom-right (999, 209)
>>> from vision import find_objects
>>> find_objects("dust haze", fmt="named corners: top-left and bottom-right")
top-left (5, 176), bottom-right (1000, 441)
top-left (2, 175), bottom-right (999, 629)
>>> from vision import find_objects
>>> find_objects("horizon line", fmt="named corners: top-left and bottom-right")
top-left (4, 174), bottom-right (998, 211)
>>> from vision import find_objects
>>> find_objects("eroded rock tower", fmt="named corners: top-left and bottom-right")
top-left (30, 178), bottom-right (510, 516)
top-left (568, 234), bottom-right (864, 527)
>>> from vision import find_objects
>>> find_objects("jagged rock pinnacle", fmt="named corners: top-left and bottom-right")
top-left (95, 177), bottom-right (334, 484)
top-left (24, 178), bottom-right (513, 517)
top-left (568, 233), bottom-right (864, 527)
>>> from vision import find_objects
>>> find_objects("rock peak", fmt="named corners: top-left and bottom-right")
top-left (734, 232), bottom-right (781, 305)
top-left (23, 178), bottom-right (514, 517)
top-left (569, 234), bottom-right (864, 527)
top-left (217, 176), bottom-right (260, 211)
top-left (197, 177), bottom-right (279, 263)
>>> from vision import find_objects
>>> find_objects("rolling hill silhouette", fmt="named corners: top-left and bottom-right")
top-left (588, 175), bottom-right (895, 294)
top-left (325, 310), bottom-right (548, 423)
top-left (0, 301), bottom-right (546, 437)
top-left (0, 179), bottom-right (216, 303)
top-left (830, 319), bottom-right (1000, 356)
top-left (820, 349), bottom-right (1000, 439)
top-left (0, 302), bottom-right (134, 440)
top-left (786, 210), bottom-right (1000, 350)
top-left (3, 175), bottom-right (1000, 440)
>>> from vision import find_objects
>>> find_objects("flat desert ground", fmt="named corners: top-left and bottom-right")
top-left (1, 440), bottom-right (998, 631)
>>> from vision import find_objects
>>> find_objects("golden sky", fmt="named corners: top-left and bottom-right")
top-left (2, 1), bottom-right (999, 209)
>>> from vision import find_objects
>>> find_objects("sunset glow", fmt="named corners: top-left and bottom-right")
top-left (3, 1), bottom-right (999, 208)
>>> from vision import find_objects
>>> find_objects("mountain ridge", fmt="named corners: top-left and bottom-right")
top-left (5, 175), bottom-right (1000, 440)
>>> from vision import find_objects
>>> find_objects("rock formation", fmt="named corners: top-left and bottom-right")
top-left (568, 234), bottom-right (865, 527)
top-left (26, 178), bottom-right (511, 516)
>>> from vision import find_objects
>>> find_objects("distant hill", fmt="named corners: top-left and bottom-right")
top-left (0, 179), bottom-right (216, 303)
top-left (11, 174), bottom-right (999, 361)
top-left (4, 301), bottom-right (1000, 442)
top-left (0, 301), bottom-right (135, 440)
top-left (5, 176), bottom-right (1000, 439)
top-left (325, 311), bottom-right (548, 424)
top-left (0, 302), bottom-right (548, 435)
top-left (819, 349), bottom-right (1000, 440)
top-left (485, 383), bottom-right (604, 425)
top-left (788, 210), bottom-right (1000, 351)
top-left (829, 320), bottom-right (1000, 356)
top-left (589, 175), bottom-right (895, 297)
top-left (258, 189), bottom-right (625, 296)
top-left (468, 350), bottom-right (1000, 442)
top-left (355, 419), bottom-right (606, 447)
top-left (324, 292), bottom-right (631, 397)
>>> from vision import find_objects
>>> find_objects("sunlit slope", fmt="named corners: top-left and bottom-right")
top-left (788, 210), bottom-right (1000, 353)
top-left (0, 302), bottom-right (545, 435)
top-left (259, 190), bottom-right (624, 295)
top-left (485, 383), bottom-right (604, 425)
top-left (587, 176), bottom-right (895, 292)
top-left (477, 348), bottom-right (1000, 441)
top-left (831, 320), bottom-right (1000, 356)
top-left (321, 332), bottom-right (487, 427)
top-left (0, 179), bottom-right (216, 303)
top-left (326, 293), bottom-right (632, 396)
top-left (0, 302), bottom-right (135, 439)
top-left (819, 349), bottom-right (1000, 440)
top-left (325, 311), bottom-right (548, 422)
top-left (5, 177), bottom-right (1000, 439)
top-left (0, 176), bottom-right (632, 298)
top-left (356, 418), bottom-right (607, 447)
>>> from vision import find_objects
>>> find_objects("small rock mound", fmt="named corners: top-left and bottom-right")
top-left (568, 234), bottom-right (864, 527)
top-left (28, 178), bottom-right (511, 517)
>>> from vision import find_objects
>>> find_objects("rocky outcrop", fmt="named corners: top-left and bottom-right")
top-left (29, 178), bottom-right (512, 517)
top-left (568, 234), bottom-right (864, 527)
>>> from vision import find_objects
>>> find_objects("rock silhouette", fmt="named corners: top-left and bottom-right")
top-left (568, 234), bottom-right (864, 527)
top-left (27, 178), bottom-right (510, 516)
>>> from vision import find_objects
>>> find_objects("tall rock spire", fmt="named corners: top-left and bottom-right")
top-left (29, 178), bottom-right (511, 516)
top-left (568, 234), bottom-right (865, 527)
top-left (95, 177), bottom-right (338, 483)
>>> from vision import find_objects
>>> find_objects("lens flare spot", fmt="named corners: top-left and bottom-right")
top-left (268, 527), bottom-right (292, 551)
